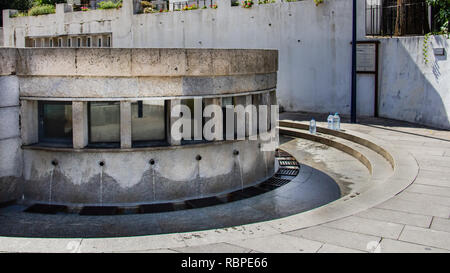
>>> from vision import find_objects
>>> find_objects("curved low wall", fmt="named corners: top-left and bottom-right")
top-left (22, 140), bottom-right (275, 205)
top-left (0, 48), bottom-right (279, 205)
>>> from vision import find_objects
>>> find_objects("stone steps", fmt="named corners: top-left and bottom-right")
top-left (278, 120), bottom-right (395, 196)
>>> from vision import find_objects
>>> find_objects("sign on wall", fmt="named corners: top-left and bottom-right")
top-left (356, 43), bottom-right (376, 73)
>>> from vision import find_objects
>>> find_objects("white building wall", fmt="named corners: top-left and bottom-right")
top-left (2, 0), bottom-right (449, 129)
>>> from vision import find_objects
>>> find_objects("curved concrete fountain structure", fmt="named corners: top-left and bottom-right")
top-left (0, 48), bottom-right (278, 206)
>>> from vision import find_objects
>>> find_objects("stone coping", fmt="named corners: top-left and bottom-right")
top-left (0, 48), bottom-right (278, 77)
top-left (0, 122), bottom-right (419, 252)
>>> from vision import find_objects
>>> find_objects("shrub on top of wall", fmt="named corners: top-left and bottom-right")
top-left (28, 4), bottom-right (56, 16)
top-left (97, 0), bottom-right (122, 10)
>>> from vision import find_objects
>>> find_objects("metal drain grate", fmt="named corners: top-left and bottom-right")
top-left (24, 204), bottom-right (68, 214)
top-left (276, 168), bottom-right (299, 176)
top-left (278, 159), bottom-right (300, 167)
top-left (264, 177), bottom-right (292, 187)
top-left (139, 203), bottom-right (175, 214)
top-left (185, 197), bottom-right (224, 209)
top-left (229, 187), bottom-right (268, 200)
top-left (79, 206), bottom-right (119, 216)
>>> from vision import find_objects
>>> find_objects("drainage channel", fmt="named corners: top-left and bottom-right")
top-left (23, 149), bottom-right (300, 216)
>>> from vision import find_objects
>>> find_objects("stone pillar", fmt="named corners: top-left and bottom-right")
top-left (193, 97), bottom-right (203, 141)
top-left (204, 98), bottom-right (222, 140)
top-left (120, 101), bottom-right (132, 148)
top-left (72, 101), bottom-right (88, 149)
top-left (168, 99), bottom-right (181, 146)
top-left (20, 100), bottom-right (38, 145)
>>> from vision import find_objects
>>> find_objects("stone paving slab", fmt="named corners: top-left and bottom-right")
top-left (229, 234), bottom-right (323, 253)
top-left (316, 243), bottom-right (364, 253)
top-left (430, 217), bottom-right (450, 233)
top-left (285, 226), bottom-right (380, 252)
top-left (399, 226), bottom-right (450, 250)
top-left (355, 207), bottom-right (432, 228)
top-left (405, 184), bottom-right (450, 198)
top-left (379, 238), bottom-right (448, 253)
top-left (322, 216), bottom-right (404, 239)
top-left (376, 197), bottom-right (450, 218)
top-left (173, 243), bottom-right (254, 253)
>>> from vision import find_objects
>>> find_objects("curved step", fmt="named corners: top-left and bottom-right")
top-left (279, 125), bottom-right (394, 196)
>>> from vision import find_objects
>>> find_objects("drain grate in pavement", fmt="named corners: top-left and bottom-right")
top-left (230, 187), bottom-right (269, 200)
top-left (24, 204), bottom-right (68, 214)
top-left (185, 196), bottom-right (225, 209)
top-left (276, 168), bottom-right (300, 176)
top-left (139, 203), bottom-right (175, 214)
top-left (79, 206), bottom-right (119, 216)
top-left (278, 159), bottom-right (300, 167)
top-left (263, 177), bottom-right (292, 187)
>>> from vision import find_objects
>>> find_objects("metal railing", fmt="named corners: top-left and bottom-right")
top-left (366, 0), bottom-right (432, 36)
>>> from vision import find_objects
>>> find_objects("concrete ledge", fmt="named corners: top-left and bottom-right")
top-left (11, 48), bottom-right (278, 77)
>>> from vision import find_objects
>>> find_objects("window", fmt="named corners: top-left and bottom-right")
top-left (77, 38), bottom-right (81, 48)
top-left (89, 102), bottom-right (120, 147)
top-left (38, 101), bottom-right (73, 145)
top-left (98, 38), bottom-right (102, 48)
top-left (49, 39), bottom-right (53, 47)
top-left (87, 37), bottom-right (91, 47)
top-left (58, 38), bottom-right (62, 47)
top-left (180, 99), bottom-right (206, 143)
top-left (106, 36), bottom-right (111, 47)
top-left (131, 100), bottom-right (167, 146)
top-left (67, 38), bottom-right (71, 48)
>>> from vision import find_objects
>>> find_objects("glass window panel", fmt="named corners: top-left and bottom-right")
top-left (89, 102), bottom-right (120, 143)
top-left (39, 102), bottom-right (72, 143)
top-left (131, 100), bottom-right (166, 142)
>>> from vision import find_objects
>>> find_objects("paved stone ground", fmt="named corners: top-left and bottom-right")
top-left (168, 113), bottom-right (450, 253)
top-left (265, 112), bottom-right (450, 253)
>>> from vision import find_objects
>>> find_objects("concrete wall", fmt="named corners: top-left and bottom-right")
top-left (0, 49), bottom-right (22, 203)
top-left (378, 36), bottom-right (450, 129)
top-left (2, 0), bottom-right (449, 129)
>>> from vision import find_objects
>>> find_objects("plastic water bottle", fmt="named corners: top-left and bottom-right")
top-left (327, 113), bottom-right (334, 129)
top-left (309, 118), bottom-right (316, 134)
top-left (333, 112), bottom-right (340, 131)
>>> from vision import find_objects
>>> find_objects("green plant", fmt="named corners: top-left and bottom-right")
top-left (242, 0), bottom-right (253, 8)
top-left (141, 0), bottom-right (153, 8)
top-left (10, 11), bottom-right (28, 18)
top-left (182, 4), bottom-right (198, 10)
top-left (313, 0), bottom-right (323, 6)
top-left (97, 0), bottom-right (122, 10)
top-left (231, 1), bottom-right (239, 6)
top-left (33, 0), bottom-right (66, 6)
top-left (423, 32), bottom-right (431, 64)
top-left (28, 4), bottom-right (55, 16)
top-left (258, 0), bottom-right (275, 4)
top-left (426, 0), bottom-right (449, 35)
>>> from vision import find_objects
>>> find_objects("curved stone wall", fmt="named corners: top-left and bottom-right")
top-left (0, 48), bottom-right (278, 205)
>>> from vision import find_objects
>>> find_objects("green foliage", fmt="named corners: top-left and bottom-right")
top-left (33, 0), bottom-right (66, 5)
top-left (258, 0), bottom-right (275, 4)
top-left (423, 32), bottom-right (431, 64)
top-left (242, 0), bottom-right (253, 8)
top-left (97, 0), bottom-right (122, 10)
top-left (28, 4), bottom-right (55, 15)
top-left (313, 0), bottom-right (323, 6)
top-left (140, 1), bottom-right (153, 8)
top-left (426, 0), bottom-right (449, 34)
